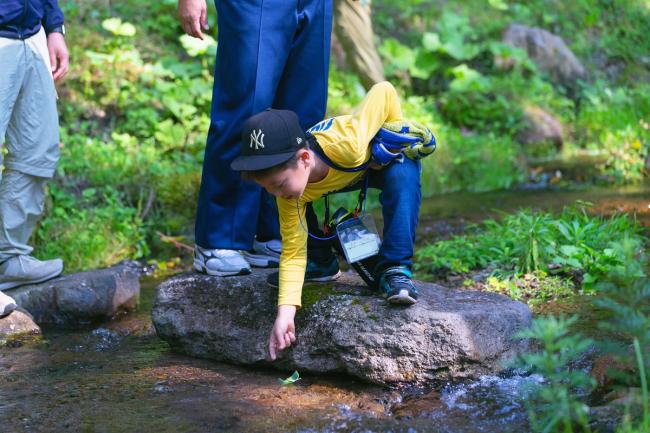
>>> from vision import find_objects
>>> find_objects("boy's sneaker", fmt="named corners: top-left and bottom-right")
top-left (379, 266), bottom-right (418, 305)
top-left (0, 290), bottom-right (18, 317)
top-left (242, 239), bottom-right (281, 268)
top-left (194, 245), bottom-right (251, 276)
top-left (0, 255), bottom-right (64, 291)
top-left (267, 256), bottom-right (341, 288)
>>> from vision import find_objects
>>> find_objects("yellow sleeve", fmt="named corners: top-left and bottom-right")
top-left (325, 81), bottom-right (404, 167)
top-left (276, 197), bottom-right (308, 307)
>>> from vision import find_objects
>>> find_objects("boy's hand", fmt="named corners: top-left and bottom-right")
top-left (268, 305), bottom-right (297, 361)
top-left (47, 33), bottom-right (69, 81)
top-left (177, 0), bottom-right (209, 39)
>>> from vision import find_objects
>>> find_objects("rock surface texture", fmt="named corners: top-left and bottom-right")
top-left (517, 105), bottom-right (564, 149)
top-left (0, 309), bottom-right (41, 346)
top-left (153, 270), bottom-right (532, 385)
top-left (6, 261), bottom-right (141, 326)
top-left (502, 23), bottom-right (586, 87)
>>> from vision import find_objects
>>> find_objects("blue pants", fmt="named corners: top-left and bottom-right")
top-left (195, 0), bottom-right (333, 250)
top-left (365, 158), bottom-right (422, 272)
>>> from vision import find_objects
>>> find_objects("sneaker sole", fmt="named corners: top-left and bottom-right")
top-left (0, 303), bottom-right (18, 318)
top-left (308, 270), bottom-right (342, 283)
top-left (267, 270), bottom-right (342, 288)
top-left (242, 252), bottom-right (279, 268)
top-left (0, 269), bottom-right (64, 291)
top-left (193, 261), bottom-right (251, 277)
top-left (386, 293), bottom-right (418, 305)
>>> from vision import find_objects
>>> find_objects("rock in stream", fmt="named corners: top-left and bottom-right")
top-left (152, 270), bottom-right (532, 385)
top-left (4, 261), bottom-right (141, 327)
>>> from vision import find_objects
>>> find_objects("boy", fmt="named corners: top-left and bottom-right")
top-left (231, 82), bottom-right (425, 360)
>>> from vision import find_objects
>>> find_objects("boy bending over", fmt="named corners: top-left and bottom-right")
top-left (231, 82), bottom-right (431, 360)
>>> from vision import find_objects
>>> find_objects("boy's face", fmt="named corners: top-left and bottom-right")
top-left (255, 152), bottom-right (310, 201)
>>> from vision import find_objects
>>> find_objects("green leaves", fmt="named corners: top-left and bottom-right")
top-left (277, 371), bottom-right (301, 386)
top-left (102, 18), bottom-right (136, 37)
top-left (515, 315), bottom-right (595, 433)
top-left (179, 34), bottom-right (217, 57)
top-left (488, 0), bottom-right (509, 10)
top-left (379, 38), bottom-right (417, 75)
top-left (415, 204), bottom-right (643, 296)
top-left (433, 11), bottom-right (481, 61)
top-left (448, 64), bottom-right (488, 92)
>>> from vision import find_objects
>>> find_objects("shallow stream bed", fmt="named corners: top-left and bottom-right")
top-left (1, 185), bottom-right (648, 432)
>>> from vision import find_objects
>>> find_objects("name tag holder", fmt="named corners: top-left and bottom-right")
top-left (335, 214), bottom-right (381, 263)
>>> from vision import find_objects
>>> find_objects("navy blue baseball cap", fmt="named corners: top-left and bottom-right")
top-left (231, 108), bottom-right (308, 171)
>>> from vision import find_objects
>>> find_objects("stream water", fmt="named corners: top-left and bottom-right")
top-left (1, 185), bottom-right (648, 433)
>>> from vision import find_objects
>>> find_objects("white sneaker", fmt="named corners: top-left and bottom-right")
top-left (193, 245), bottom-right (251, 276)
top-left (0, 291), bottom-right (17, 317)
top-left (242, 239), bottom-right (281, 268)
top-left (0, 255), bottom-right (64, 291)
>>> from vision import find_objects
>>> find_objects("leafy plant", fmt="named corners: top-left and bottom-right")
top-left (415, 204), bottom-right (644, 294)
top-left (515, 315), bottom-right (595, 433)
top-left (593, 238), bottom-right (649, 390)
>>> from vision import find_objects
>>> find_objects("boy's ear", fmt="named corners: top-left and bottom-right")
top-left (297, 148), bottom-right (311, 164)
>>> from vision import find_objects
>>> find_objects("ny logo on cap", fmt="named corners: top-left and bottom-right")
top-left (250, 129), bottom-right (265, 150)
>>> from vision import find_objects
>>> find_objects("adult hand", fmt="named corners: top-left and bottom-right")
top-left (178, 0), bottom-right (209, 40)
top-left (268, 305), bottom-right (297, 361)
top-left (47, 32), bottom-right (69, 81)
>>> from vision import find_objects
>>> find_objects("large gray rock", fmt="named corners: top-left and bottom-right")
top-left (517, 105), bottom-right (564, 149)
top-left (153, 270), bottom-right (532, 385)
top-left (0, 309), bottom-right (41, 346)
top-left (502, 23), bottom-right (586, 87)
top-left (6, 261), bottom-right (141, 327)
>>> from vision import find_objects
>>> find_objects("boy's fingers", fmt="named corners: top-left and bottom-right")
top-left (275, 328), bottom-right (286, 350)
top-left (269, 335), bottom-right (277, 360)
top-left (283, 333), bottom-right (292, 349)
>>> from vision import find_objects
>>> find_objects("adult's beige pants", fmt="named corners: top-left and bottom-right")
top-left (0, 28), bottom-right (59, 262)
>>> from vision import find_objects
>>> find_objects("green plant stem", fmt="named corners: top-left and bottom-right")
top-left (633, 338), bottom-right (649, 432)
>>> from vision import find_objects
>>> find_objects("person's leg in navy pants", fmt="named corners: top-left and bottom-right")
top-left (195, 0), bottom-right (333, 261)
top-left (367, 157), bottom-right (422, 273)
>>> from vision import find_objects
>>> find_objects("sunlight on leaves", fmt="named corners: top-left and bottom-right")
top-left (102, 18), bottom-right (136, 37)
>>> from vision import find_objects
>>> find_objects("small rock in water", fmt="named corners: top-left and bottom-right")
top-left (153, 380), bottom-right (173, 394)
top-left (89, 328), bottom-right (121, 351)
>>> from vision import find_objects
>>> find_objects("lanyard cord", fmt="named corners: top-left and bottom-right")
top-left (294, 173), bottom-right (369, 241)
top-left (295, 199), bottom-right (338, 241)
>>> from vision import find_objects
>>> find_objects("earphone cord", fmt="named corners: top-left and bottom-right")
top-left (295, 199), bottom-right (338, 241)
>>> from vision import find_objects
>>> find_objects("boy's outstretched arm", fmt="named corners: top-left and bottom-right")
top-left (269, 305), bottom-right (297, 360)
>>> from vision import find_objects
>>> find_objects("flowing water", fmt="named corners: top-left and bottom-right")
top-left (1, 185), bottom-right (648, 433)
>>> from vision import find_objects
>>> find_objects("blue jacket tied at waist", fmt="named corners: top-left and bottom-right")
top-left (0, 0), bottom-right (64, 40)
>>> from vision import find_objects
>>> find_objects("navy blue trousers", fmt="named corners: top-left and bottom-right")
top-left (368, 158), bottom-right (422, 272)
top-left (195, 0), bottom-right (333, 250)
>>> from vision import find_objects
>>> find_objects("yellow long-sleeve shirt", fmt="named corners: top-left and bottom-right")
top-left (276, 81), bottom-right (403, 306)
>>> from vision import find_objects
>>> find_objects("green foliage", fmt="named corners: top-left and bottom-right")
top-left (415, 204), bottom-right (644, 292)
top-left (31, 0), bottom-right (649, 271)
top-left (34, 186), bottom-right (148, 272)
top-left (515, 315), bottom-right (595, 433)
top-left (33, 2), bottom-right (214, 269)
top-left (576, 82), bottom-right (650, 183)
top-left (484, 271), bottom-right (575, 305)
top-left (326, 64), bottom-right (366, 115)
top-left (593, 239), bottom-right (650, 389)
top-left (373, 0), bottom-right (649, 185)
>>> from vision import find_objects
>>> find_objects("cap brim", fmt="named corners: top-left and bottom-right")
top-left (230, 151), bottom-right (297, 171)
